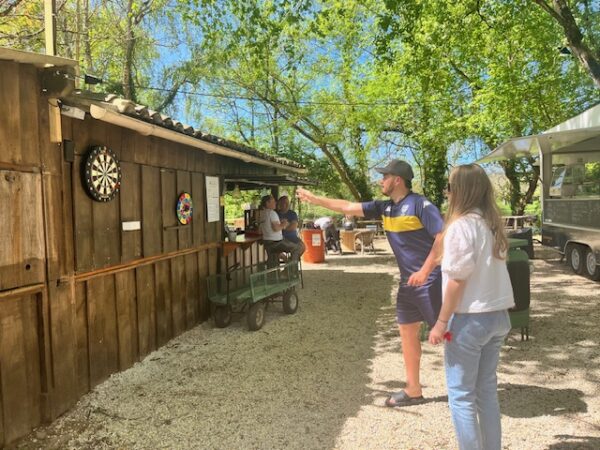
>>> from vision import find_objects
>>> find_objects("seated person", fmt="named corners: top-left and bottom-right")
top-left (260, 194), bottom-right (305, 267)
top-left (277, 195), bottom-right (306, 247)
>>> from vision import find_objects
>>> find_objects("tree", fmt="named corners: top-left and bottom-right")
top-left (533, 0), bottom-right (600, 88)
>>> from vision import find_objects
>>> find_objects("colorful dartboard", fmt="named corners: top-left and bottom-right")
top-left (176, 192), bottom-right (193, 224)
top-left (82, 146), bottom-right (122, 202)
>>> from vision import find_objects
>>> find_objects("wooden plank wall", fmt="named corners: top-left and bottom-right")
top-left (62, 116), bottom-right (269, 392)
top-left (0, 59), bottom-right (272, 446)
top-left (0, 62), bottom-right (50, 445)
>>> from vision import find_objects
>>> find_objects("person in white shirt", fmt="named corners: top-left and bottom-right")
top-left (259, 194), bottom-right (304, 267)
top-left (429, 164), bottom-right (515, 450)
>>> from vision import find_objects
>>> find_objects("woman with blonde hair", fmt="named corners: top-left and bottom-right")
top-left (429, 164), bottom-right (514, 450)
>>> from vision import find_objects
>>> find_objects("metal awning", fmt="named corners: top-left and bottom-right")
top-left (224, 174), bottom-right (317, 190)
top-left (478, 103), bottom-right (600, 162)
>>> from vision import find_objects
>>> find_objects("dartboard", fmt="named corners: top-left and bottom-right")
top-left (82, 146), bottom-right (122, 202)
top-left (176, 192), bottom-right (193, 224)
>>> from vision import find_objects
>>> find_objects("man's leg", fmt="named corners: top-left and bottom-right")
top-left (398, 322), bottom-right (423, 397)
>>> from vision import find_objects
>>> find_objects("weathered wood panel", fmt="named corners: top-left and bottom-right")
top-left (86, 277), bottom-right (119, 388)
top-left (197, 250), bottom-right (209, 321)
top-left (92, 193), bottom-right (121, 269)
top-left (136, 265), bottom-right (156, 357)
top-left (141, 165), bottom-right (162, 257)
top-left (0, 293), bottom-right (42, 443)
top-left (191, 172), bottom-right (206, 245)
top-left (154, 260), bottom-right (172, 347)
top-left (19, 64), bottom-right (41, 166)
top-left (170, 256), bottom-right (186, 335)
top-left (73, 282), bottom-right (89, 397)
top-left (47, 282), bottom-right (78, 417)
top-left (0, 61), bottom-right (22, 166)
top-left (115, 271), bottom-right (139, 370)
top-left (184, 253), bottom-right (200, 327)
top-left (73, 154), bottom-right (94, 272)
top-left (0, 170), bottom-right (45, 290)
top-left (161, 169), bottom-right (178, 253)
top-left (120, 162), bottom-right (142, 262)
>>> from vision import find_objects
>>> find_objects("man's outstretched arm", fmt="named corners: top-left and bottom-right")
top-left (296, 188), bottom-right (365, 217)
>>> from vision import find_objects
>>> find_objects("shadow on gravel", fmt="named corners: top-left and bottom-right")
top-left (13, 268), bottom-right (396, 450)
top-left (498, 383), bottom-right (587, 417)
top-left (499, 256), bottom-right (600, 387)
top-left (547, 435), bottom-right (600, 449)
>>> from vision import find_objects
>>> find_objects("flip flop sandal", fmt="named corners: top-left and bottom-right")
top-left (385, 390), bottom-right (425, 407)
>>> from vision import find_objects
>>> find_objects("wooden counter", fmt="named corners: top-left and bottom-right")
top-left (222, 235), bottom-right (262, 258)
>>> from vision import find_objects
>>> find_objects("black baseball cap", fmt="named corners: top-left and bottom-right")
top-left (375, 159), bottom-right (414, 181)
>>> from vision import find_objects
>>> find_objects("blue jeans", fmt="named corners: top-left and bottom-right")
top-left (445, 310), bottom-right (511, 450)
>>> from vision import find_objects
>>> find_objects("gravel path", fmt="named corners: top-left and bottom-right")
top-left (13, 241), bottom-right (600, 450)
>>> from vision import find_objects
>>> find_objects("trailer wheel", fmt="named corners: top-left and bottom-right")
top-left (282, 289), bottom-right (299, 314)
top-left (247, 302), bottom-right (266, 331)
top-left (584, 248), bottom-right (600, 281)
top-left (566, 244), bottom-right (584, 274)
top-left (214, 305), bottom-right (232, 328)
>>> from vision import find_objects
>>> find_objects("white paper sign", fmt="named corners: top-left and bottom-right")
top-left (312, 234), bottom-right (321, 246)
top-left (205, 176), bottom-right (221, 223)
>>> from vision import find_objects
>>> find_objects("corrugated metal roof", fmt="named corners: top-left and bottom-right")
top-left (0, 46), bottom-right (304, 172)
top-left (67, 93), bottom-right (305, 172)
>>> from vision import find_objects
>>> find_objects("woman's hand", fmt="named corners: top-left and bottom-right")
top-left (428, 320), bottom-right (447, 345)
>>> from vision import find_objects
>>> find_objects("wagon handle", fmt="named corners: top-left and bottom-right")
top-left (225, 263), bottom-right (241, 281)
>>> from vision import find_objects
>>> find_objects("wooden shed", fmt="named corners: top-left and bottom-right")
top-left (0, 47), bottom-right (305, 445)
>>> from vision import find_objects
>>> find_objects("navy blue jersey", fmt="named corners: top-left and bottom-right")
top-left (362, 193), bottom-right (444, 282)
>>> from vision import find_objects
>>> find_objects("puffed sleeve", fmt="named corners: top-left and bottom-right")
top-left (442, 218), bottom-right (476, 280)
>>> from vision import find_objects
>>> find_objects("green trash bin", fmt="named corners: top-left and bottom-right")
top-left (507, 238), bottom-right (531, 341)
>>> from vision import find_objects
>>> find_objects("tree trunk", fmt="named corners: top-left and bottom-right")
top-left (534, 0), bottom-right (600, 88)
top-left (420, 143), bottom-right (447, 208)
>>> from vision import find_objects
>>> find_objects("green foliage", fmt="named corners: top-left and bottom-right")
top-left (2, 0), bottom-right (599, 210)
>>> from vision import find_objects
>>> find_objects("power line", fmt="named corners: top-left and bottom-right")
top-left (134, 83), bottom-right (466, 108)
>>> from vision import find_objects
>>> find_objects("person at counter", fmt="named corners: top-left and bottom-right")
top-left (260, 194), bottom-right (304, 267)
top-left (277, 195), bottom-right (306, 254)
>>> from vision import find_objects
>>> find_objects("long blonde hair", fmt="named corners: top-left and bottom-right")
top-left (445, 164), bottom-right (508, 259)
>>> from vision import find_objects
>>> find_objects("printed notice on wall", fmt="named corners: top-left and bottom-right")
top-left (205, 176), bottom-right (220, 223)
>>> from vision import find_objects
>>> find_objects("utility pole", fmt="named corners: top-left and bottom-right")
top-left (44, 0), bottom-right (57, 56)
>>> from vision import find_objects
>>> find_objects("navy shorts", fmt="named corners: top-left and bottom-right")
top-left (396, 276), bottom-right (442, 326)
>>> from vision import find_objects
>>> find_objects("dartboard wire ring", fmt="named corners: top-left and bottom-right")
top-left (83, 146), bottom-right (122, 202)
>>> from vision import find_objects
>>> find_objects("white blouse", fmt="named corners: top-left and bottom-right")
top-left (442, 213), bottom-right (515, 313)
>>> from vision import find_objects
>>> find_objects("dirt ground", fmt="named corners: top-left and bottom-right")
top-left (12, 239), bottom-right (600, 450)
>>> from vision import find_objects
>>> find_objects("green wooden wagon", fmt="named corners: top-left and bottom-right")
top-left (207, 261), bottom-right (301, 331)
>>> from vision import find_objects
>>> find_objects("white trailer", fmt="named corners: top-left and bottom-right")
top-left (481, 104), bottom-right (600, 281)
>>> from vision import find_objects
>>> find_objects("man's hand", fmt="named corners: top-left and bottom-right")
top-left (296, 188), bottom-right (316, 204)
top-left (428, 321), bottom-right (447, 345)
top-left (407, 269), bottom-right (429, 286)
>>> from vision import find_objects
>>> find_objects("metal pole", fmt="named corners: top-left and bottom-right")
top-left (44, 0), bottom-right (57, 56)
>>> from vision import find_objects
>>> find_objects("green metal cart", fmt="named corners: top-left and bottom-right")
top-left (207, 261), bottom-right (301, 331)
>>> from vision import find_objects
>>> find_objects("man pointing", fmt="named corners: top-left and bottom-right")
top-left (297, 159), bottom-right (443, 407)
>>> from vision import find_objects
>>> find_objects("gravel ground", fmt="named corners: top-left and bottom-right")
top-left (12, 240), bottom-right (600, 450)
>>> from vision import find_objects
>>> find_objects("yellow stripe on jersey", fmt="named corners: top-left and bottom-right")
top-left (382, 215), bottom-right (424, 232)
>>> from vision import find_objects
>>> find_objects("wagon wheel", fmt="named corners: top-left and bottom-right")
top-left (247, 302), bottom-right (266, 331)
top-left (282, 289), bottom-right (299, 314)
top-left (566, 244), bottom-right (584, 274)
top-left (584, 247), bottom-right (600, 281)
top-left (214, 305), bottom-right (232, 328)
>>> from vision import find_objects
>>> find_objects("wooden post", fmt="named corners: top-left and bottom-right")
top-left (44, 0), bottom-right (57, 56)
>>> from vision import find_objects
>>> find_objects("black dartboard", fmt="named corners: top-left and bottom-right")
top-left (82, 146), bottom-right (122, 202)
